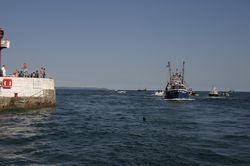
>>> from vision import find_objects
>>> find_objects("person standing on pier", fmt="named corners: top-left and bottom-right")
top-left (1, 65), bottom-right (6, 76)
top-left (23, 63), bottom-right (28, 77)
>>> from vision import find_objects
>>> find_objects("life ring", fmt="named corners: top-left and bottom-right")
top-left (2, 79), bottom-right (12, 89)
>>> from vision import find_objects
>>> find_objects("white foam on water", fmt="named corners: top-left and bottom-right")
top-left (204, 96), bottom-right (226, 99)
top-left (164, 98), bottom-right (195, 101)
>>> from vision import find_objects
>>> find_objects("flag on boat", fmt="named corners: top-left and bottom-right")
top-left (166, 61), bottom-right (170, 68)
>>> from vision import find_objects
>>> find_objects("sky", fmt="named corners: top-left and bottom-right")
top-left (0, 0), bottom-right (250, 91)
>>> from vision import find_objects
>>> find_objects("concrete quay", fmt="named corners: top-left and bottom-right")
top-left (0, 77), bottom-right (56, 110)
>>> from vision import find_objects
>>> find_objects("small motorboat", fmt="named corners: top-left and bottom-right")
top-left (189, 88), bottom-right (199, 96)
top-left (117, 90), bottom-right (126, 94)
top-left (208, 86), bottom-right (219, 96)
top-left (155, 90), bottom-right (164, 97)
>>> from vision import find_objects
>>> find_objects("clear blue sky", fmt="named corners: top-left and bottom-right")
top-left (1, 0), bottom-right (250, 91)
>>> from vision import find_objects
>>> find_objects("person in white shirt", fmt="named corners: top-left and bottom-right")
top-left (1, 65), bottom-right (6, 77)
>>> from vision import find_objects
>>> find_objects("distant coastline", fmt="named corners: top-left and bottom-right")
top-left (56, 87), bottom-right (110, 91)
top-left (55, 87), bottom-right (249, 92)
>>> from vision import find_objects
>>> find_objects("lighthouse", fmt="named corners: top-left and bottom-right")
top-left (0, 28), bottom-right (10, 67)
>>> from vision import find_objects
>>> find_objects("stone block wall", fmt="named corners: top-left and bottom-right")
top-left (0, 77), bottom-right (56, 110)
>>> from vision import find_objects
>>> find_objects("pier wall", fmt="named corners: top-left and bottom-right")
top-left (0, 77), bottom-right (56, 110)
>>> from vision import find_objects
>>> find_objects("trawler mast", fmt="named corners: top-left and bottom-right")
top-left (167, 61), bottom-right (171, 82)
top-left (182, 61), bottom-right (185, 84)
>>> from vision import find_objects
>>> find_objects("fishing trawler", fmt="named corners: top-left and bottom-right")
top-left (164, 61), bottom-right (189, 99)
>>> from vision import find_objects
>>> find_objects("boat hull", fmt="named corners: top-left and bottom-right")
top-left (208, 94), bottom-right (219, 97)
top-left (164, 89), bottom-right (189, 99)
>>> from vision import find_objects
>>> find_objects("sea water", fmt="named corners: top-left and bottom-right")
top-left (0, 89), bottom-right (249, 165)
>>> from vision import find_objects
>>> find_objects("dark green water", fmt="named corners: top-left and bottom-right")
top-left (0, 89), bottom-right (250, 165)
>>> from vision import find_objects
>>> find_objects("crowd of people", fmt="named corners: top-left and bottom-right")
top-left (0, 63), bottom-right (47, 78)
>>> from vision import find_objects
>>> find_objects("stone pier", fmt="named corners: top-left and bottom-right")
top-left (0, 77), bottom-right (56, 110)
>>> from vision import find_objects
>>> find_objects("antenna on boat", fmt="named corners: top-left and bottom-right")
top-left (167, 61), bottom-right (171, 82)
top-left (182, 61), bottom-right (185, 83)
top-left (0, 28), bottom-right (10, 67)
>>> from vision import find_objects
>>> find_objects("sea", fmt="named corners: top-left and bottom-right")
top-left (0, 89), bottom-right (250, 165)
